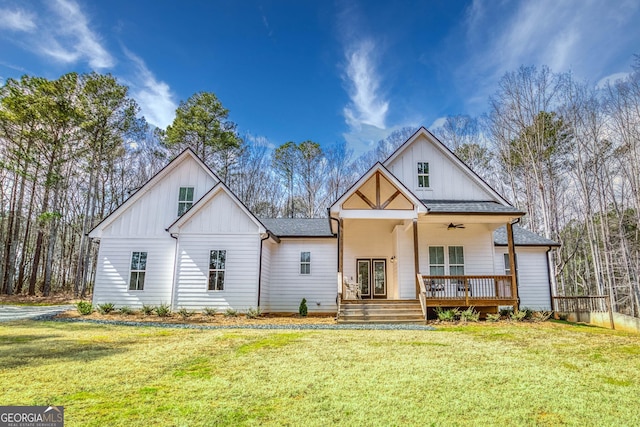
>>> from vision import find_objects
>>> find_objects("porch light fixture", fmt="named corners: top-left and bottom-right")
top-left (447, 223), bottom-right (465, 230)
top-left (390, 256), bottom-right (397, 263)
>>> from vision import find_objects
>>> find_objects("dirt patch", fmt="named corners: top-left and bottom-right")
top-left (56, 310), bottom-right (337, 326)
top-left (0, 292), bottom-right (83, 305)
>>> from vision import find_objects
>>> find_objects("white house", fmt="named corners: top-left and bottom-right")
top-left (89, 127), bottom-right (558, 320)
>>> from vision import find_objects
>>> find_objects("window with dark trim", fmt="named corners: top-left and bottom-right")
top-left (208, 250), bottom-right (226, 290)
top-left (417, 162), bottom-right (430, 188)
top-left (129, 251), bottom-right (147, 290)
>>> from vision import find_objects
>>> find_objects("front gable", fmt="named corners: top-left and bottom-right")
top-left (168, 183), bottom-right (266, 235)
top-left (89, 149), bottom-right (219, 239)
top-left (383, 127), bottom-right (510, 204)
top-left (330, 163), bottom-right (426, 220)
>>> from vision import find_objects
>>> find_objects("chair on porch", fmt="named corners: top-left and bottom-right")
top-left (344, 277), bottom-right (361, 299)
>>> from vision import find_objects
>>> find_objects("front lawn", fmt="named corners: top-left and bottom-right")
top-left (1, 321), bottom-right (638, 426)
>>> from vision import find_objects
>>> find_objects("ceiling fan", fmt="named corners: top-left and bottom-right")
top-left (447, 223), bottom-right (465, 230)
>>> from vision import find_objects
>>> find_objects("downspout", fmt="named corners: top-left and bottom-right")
top-left (545, 247), bottom-right (554, 312)
top-left (257, 232), bottom-right (271, 309)
top-left (168, 232), bottom-right (179, 311)
top-left (509, 217), bottom-right (521, 310)
top-left (328, 210), bottom-right (340, 273)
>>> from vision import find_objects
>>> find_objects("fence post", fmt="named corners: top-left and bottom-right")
top-left (606, 295), bottom-right (615, 330)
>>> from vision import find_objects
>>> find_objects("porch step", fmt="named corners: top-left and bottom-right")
top-left (338, 300), bottom-right (424, 324)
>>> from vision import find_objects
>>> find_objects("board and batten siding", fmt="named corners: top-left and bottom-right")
top-left (418, 223), bottom-right (496, 275)
top-left (495, 247), bottom-right (552, 310)
top-left (174, 234), bottom-right (261, 310)
top-left (393, 224), bottom-right (416, 299)
top-left (101, 155), bottom-right (217, 238)
top-left (385, 134), bottom-right (494, 201)
top-left (92, 237), bottom-right (175, 308)
top-left (266, 238), bottom-right (337, 313)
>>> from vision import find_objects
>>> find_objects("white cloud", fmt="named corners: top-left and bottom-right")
top-left (123, 49), bottom-right (177, 129)
top-left (43, 0), bottom-right (114, 69)
top-left (596, 72), bottom-right (631, 89)
top-left (342, 39), bottom-right (389, 130)
top-left (429, 117), bottom-right (447, 131)
top-left (0, 8), bottom-right (36, 32)
top-left (457, 0), bottom-right (640, 110)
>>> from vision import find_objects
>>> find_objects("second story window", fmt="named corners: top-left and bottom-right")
top-left (300, 252), bottom-right (311, 275)
top-left (417, 162), bottom-right (430, 188)
top-left (178, 187), bottom-right (194, 216)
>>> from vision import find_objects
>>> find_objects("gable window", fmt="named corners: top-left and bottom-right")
top-left (300, 252), bottom-right (311, 275)
top-left (209, 250), bottom-right (226, 291)
top-left (428, 246), bottom-right (445, 275)
top-left (178, 187), bottom-right (194, 216)
top-left (449, 246), bottom-right (465, 276)
top-left (129, 251), bottom-right (147, 290)
top-left (417, 162), bottom-right (430, 188)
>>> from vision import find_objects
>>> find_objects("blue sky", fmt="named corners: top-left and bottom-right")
top-left (1, 0), bottom-right (639, 154)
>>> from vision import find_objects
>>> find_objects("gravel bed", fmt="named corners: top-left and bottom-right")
top-left (31, 313), bottom-right (436, 331)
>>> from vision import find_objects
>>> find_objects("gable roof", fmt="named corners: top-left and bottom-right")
top-left (259, 218), bottom-right (334, 237)
top-left (383, 127), bottom-right (512, 206)
top-left (329, 162), bottom-right (427, 213)
top-left (167, 181), bottom-right (266, 234)
top-left (494, 225), bottom-right (560, 247)
top-left (88, 148), bottom-right (219, 239)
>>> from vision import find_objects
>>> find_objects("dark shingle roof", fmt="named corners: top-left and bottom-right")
top-left (421, 200), bottom-right (524, 215)
top-left (260, 218), bottom-right (334, 237)
top-left (494, 225), bottom-right (560, 247)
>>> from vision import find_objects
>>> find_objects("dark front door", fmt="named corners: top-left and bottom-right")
top-left (357, 258), bottom-right (387, 299)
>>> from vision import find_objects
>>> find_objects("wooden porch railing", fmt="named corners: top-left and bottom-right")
top-left (419, 275), bottom-right (516, 306)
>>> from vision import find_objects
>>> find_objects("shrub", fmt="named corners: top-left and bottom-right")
top-left (224, 308), bottom-right (238, 317)
top-left (119, 306), bottom-right (133, 315)
top-left (202, 307), bottom-right (218, 317)
top-left (76, 301), bottom-right (93, 315)
top-left (459, 307), bottom-right (480, 322)
top-left (557, 312), bottom-right (569, 321)
top-left (532, 311), bottom-right (553, 322)
top-left (141, 304), bottom-right (155, 316)
top-left (510, 310), bottom-right (527, 322)
top-left (520, 308), bottom-right (534, 320)
top-left (500, 308), bottom-right (513, 317)
top-left (96, 303), bottom-right (115, 314)
top-left (485, 313), bottom-right (501, 322)
top-left (246, 307), bottom-right (262, 319)
top-left (435, 307), bottom-right (459, 322)
top-left (299, 298), bottom-right (308, 317)
top-left (155, 303), bottom-right (171, 317)
top-left (177, 307), bottom-right (194, 319)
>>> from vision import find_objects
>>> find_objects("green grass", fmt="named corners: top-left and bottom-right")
top-left (1, 321), bottom-right (639, 426)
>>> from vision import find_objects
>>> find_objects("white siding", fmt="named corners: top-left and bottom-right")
top-left (495, 247), bottom-right (552, 310)
top-left (418, 223), bottom-right (495, 275)
top-left (174, 234), bottom-right (260, 310)
top-left (385, 134), bottom-right (495, 201)
top-left (260, 240), bottom-right (273, 308)
top-left (102, 156), bottom-right (217, 238)
top-left (92, 237), bottom-right (175, 308)
top-left (177, 189), bottom-right (260, 234)
top-left (393, 224), bottom-right (416, 299)
top-left (267, 238), bottom-right (337, 313)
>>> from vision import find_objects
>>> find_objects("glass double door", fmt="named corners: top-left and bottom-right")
top-left (357, 259), bottom-right (387, 299)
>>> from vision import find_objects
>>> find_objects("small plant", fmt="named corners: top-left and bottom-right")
top-left (76, 301), bottom-right (93, 315)
top-left (485, 312), bottom-right (501, 322)
top-left (119, 306), bottom-right (133, 315)
top-left (202, 307), bottom-right (218, 317)
top-left (459, 306), bottom-right (480, 322)
top-left (510, 310), bottom-right (527, 322)
top-left (500, 308), bottom-right (513, 317)
top-left (96, 302), bottom-right (115, 314)
top-left (435, 307), bottom-right (460, 322)
top-left (556, 312), bottom-right (569, 321)
top-left (141, 304), bottom-right (155, 315)
top-left (155, 303), bottom-right (171, 317)
top-left (532, 311), bottom-right (553, 322)
top-left (299, 298), bottom-right (308, 317)
top-left (224, 308), bottom-right (238, 317)
top-left (520, 308), bottom-right (534, 320)
top-left (245, 306), bottom-right (262, 319)
top-left (177, 307), bottom-right (195, 319)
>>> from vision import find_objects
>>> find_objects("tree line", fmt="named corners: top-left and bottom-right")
top-left (1, 59), bottom-right (639, 320)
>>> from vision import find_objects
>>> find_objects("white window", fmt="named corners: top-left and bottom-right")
top-left (178, 187), bottom-right (194, 216)
top-left (504, 253), bottom-right (517, 275)
top-left (428, 246), bottom-right (445, 275)
top-left (449, 246), bottom-right (465, 276)
top-left (209, 250), bottom-right (226, 291)
top-left (428, 246), bottom-right (464, 275)
top-left (129, 251), bottom-right (147, 290)
top-left (300, 252), bottom-right (311, 275)
top-left (417, 162), bottom-right (430, 188)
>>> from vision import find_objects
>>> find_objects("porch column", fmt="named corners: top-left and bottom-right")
top-left (506, 221), bottom-right (520, 311)
top-left (413, 219), bottom-right (420, 298)
top-left (339, 218), bottom-right (344, 295)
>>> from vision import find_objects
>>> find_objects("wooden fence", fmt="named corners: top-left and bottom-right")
top-left (553, 295), bottom-right (615, 329)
